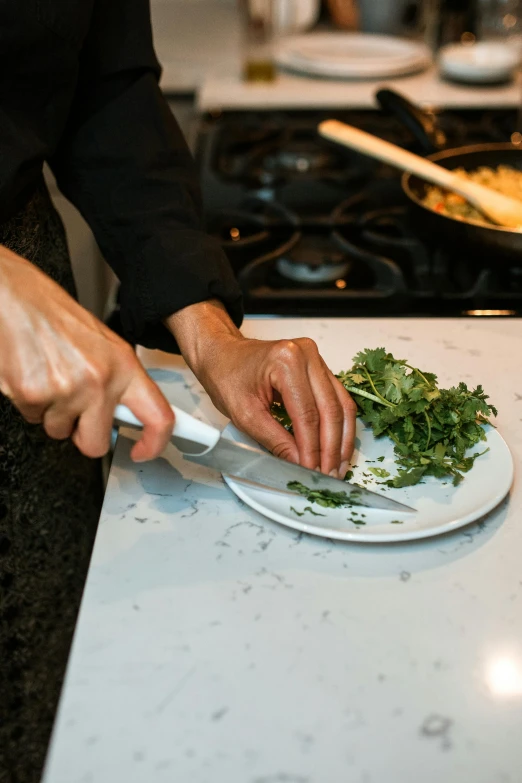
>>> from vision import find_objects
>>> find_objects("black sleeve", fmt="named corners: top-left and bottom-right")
top-left (49, 0), bottom-right (243, 353)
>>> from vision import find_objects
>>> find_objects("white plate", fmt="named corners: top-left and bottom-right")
top-left (275, 33), bottom-right (432, 79)
top-left (439, 41), bottom-right (520, 84)
top-left (222, 422), bottom-right (513, 543)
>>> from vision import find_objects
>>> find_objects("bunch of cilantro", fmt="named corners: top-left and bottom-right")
top-left (337, 347), bottom-right (496, 487)
top-left (272, 347), bottom-right (497, 489)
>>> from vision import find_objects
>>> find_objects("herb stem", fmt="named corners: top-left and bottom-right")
top-left (362, 369), bottom-right (397, 408)
top-left (346, 386), bottom-right (395, 408)
top-left (404, 363), bottom-right (431, 387)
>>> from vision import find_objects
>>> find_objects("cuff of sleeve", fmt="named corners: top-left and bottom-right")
top-left (118, 231), bottom-right (244, 353)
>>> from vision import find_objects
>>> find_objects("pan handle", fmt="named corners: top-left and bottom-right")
top-left (376, 88), bottom-right (447, 155)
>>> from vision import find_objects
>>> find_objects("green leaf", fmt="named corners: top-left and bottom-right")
top-left (368, 467), bottom-right (391, 479)
top-left (287, 481), bottom-right (363, 509)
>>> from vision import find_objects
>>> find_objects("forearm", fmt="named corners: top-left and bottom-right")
top-left (164, 299), bottom-right (244, 375)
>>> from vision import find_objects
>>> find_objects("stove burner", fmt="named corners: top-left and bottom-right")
top-left (197, 108), bottom-right (522, 317)
top-left (276, 237), bottom-right (350, 283)
top-left (205, 199), bottom-right (299, 272)
top-left (262, 143), bottom-right (339, 180)
top-left (210, 120), bottom-right (370, 190)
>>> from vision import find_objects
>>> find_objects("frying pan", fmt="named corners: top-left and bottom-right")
top-left (375, 88), bottom-right (522, 262)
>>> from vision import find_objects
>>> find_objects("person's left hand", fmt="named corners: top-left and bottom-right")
top-left (166, 301), bottom-right (356, 478)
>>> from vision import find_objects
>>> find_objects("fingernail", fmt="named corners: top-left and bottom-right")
top-left (339, 461), bottom-right (350, 479)
top-left (314, 466), bottom-right (321, 473)
top-left (329, 469), bottom-right (339, 479)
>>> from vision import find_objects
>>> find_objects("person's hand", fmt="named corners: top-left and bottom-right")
top-left (166, 300), bottom-right (356, 477)
top-left (0, 245), bottom-right (174, 461)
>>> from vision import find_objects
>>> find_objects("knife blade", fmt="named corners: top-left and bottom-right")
top-left (185, 436), bottom-right (415, 513)
top-left (114, 403), bottom-right (415, 513)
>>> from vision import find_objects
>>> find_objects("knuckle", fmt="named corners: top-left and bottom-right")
top-left (43, 422), bottom-right (70, 441)
top-left (53, 377), bottom-right (75, 400)
top-left (298, 405), bottom-right (320, 428)
top-left (323, 399), bottom-right (344, 424)
top-left (343, 392), bottom-right (357, 413)
top-left (161, 406), bottom-right (175, 433)
top-left (272, 339), bottom-right (301, 365)
top-left (146, 408), bottom-right (174, 441)
top-left (295, 336), bottom-right (318, 354)
top-left (18, 381), bottom-right (46, 408)
top-left (74, 435), bottom-right (109, 459)
top-left (85, 362), bottom-right (111, 391)
top-left (271, 441), bottom-right (296, 462)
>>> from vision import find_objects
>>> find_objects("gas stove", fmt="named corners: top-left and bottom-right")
top-left (196, 107), bottom-right (521, 317)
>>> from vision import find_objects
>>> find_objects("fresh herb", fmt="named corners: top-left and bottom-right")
top-left (351, 518), bottom-right (366, 525)
top-left (377, 456), bottom-right (385, 462)
top-left (287, 480), bottom-right (363, 509)
top-left (290, 506), bottom-right (304, 517)
top-left (368, 467), bottom-right (390, 479)
top-left (274, 347), bottom-right (496, 491)
top-left (271, 401), bottom-right (293, 433)
top-left (391, 519), bottom-right (404, 524)
top-left (336, 348), bottom-right (496, 487)
top-left (344, 470), bottom-right (354, 481)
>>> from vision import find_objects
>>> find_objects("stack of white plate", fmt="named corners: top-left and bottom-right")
top-left (275, 32), bottom-right (432, 80)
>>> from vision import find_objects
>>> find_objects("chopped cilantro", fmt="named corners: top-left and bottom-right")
top-left (391, 519), bottom-right (404, 524)
top-left (368, 467), bottom-right (391, 479)
top-left (287, 480), bottom-right (363, 509)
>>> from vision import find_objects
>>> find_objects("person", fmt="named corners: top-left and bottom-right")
top-left (0, 2), bottom-right (356, 781)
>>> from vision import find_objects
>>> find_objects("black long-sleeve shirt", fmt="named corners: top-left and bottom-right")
top-left (0, 0), bottom-right (243, 351)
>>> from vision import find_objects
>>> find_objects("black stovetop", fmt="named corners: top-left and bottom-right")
top-left (196, 108), bottom-right (521, 318)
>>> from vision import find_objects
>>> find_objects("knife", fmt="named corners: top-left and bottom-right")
top-left (114, 404), bottom-right (415, 513)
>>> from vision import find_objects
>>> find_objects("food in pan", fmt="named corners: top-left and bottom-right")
top-left (422, 165), bottom-right (522, 226)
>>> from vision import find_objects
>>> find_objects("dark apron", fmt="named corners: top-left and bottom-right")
top-left (0, 181), bottom-right (104, 783)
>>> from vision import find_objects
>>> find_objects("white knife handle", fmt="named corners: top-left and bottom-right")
top-left (114, 404), bottom-right (220, 455)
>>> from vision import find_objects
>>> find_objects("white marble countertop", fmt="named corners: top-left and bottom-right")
top-left (198, 65), bottom-right (522, 111)
top-left (43, 317), bottom-right (522, 783)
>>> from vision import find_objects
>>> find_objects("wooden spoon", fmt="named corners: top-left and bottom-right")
top-left (319, 119), bottom-right (522, 230)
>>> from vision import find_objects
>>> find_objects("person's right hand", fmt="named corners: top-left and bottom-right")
top-left (0, 245), bottom-right (174, 461)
